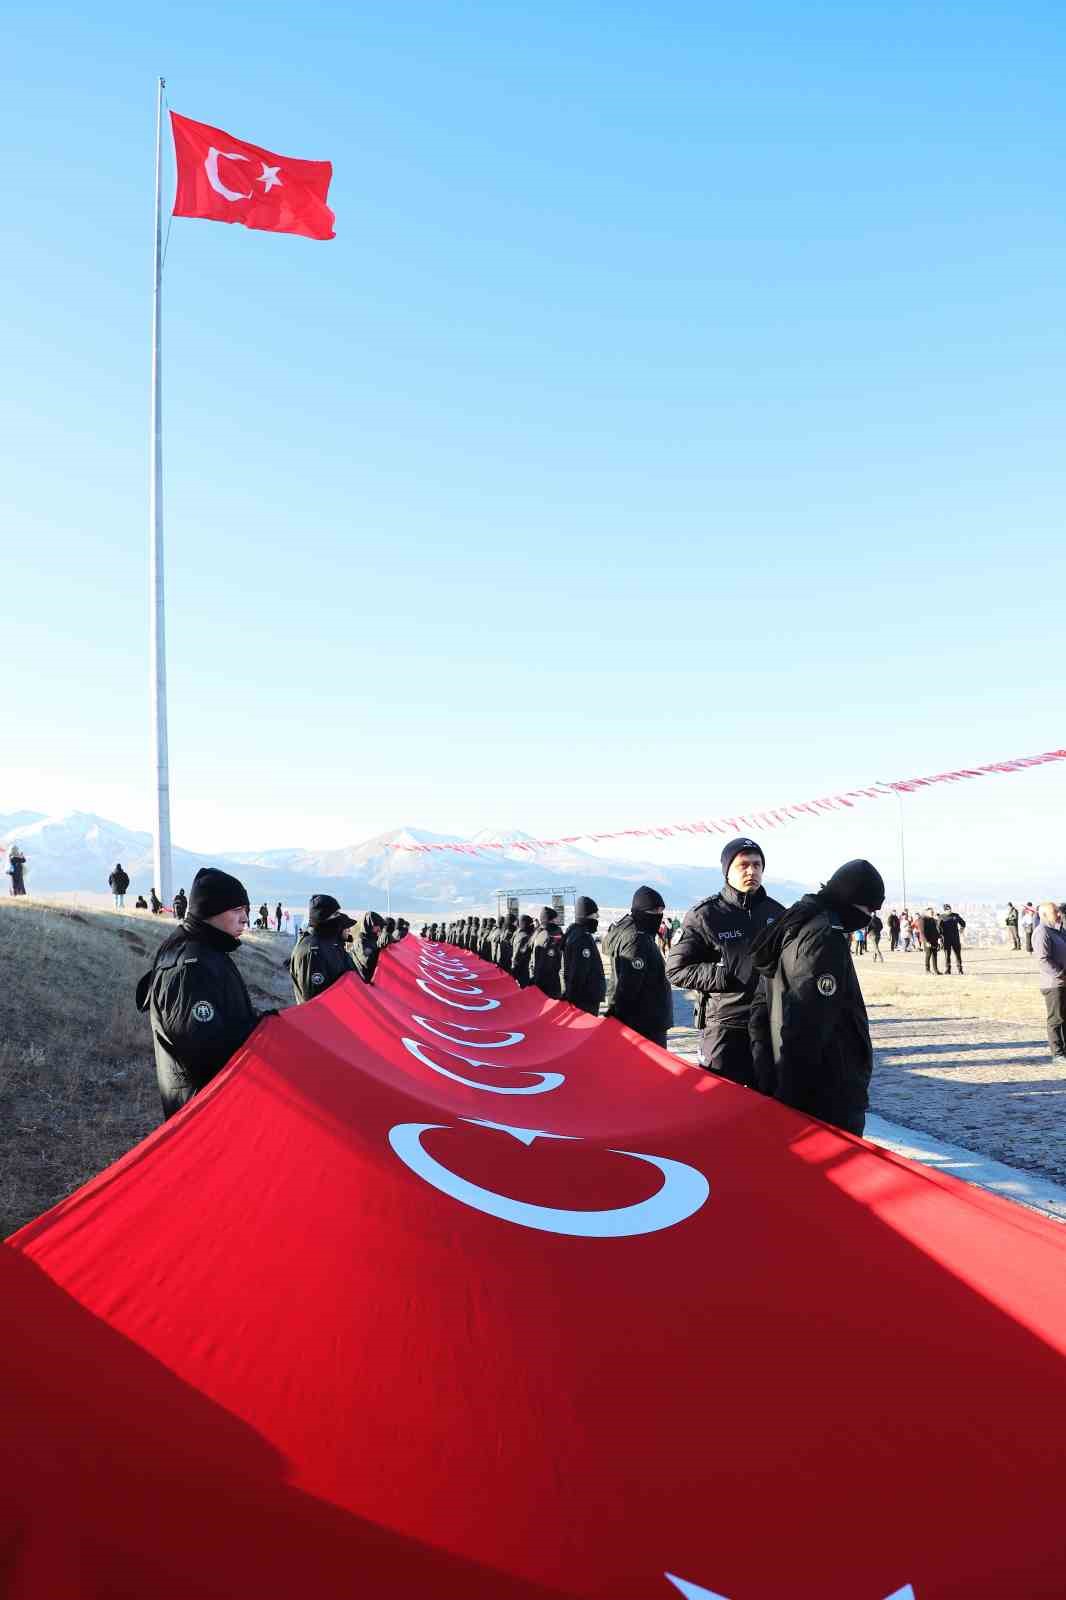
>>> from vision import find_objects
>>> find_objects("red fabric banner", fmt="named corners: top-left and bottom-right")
top-left (171, 111), bottom-right (335, 240)
top-left (4, 939), bottom-right (1066, 1596)
top-left (395, 745), bottom-right (1066, 855)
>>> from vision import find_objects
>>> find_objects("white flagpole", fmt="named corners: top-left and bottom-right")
top-left (150, 75), bottom-right (173, 904)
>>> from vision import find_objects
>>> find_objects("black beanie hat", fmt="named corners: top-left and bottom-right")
top-left (308, 893), bottom-right (355, 932)
top-left (631, 885), bottom-right (665, 915)
top-left (721, 837), bottom-right (764, 878)
top-left (824, 859), bottom-right (885, 912)
top-left (519, 913), bottom-right (535, 932)
top-left (575, 895), bottom-right (599, 921)
top-left (188, 866), bottom-right (249, 920)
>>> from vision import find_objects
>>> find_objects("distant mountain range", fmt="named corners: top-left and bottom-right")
top-left (0, 810), bottom-right (808, 915)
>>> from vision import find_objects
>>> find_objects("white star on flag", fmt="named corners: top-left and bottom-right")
top-left (258, 162), bottom-right (282, 191)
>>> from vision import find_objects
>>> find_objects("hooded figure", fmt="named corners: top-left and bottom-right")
top-left (603, 886), bottom-right (673, 1046)
top-left (135, 867), bottom-right (266, 1120)
top-left (563, 895), bottom-right (606, 1015)
top-left (479, 916), bottom-right (497, 963)
top-left (7, 845), bottom-right (27, 896)
top-left (379, 916), bottom-right (397, 949)
top-left (750, 859), bottom-right (884, 1135)
top-left (396, 918), bottom-right (410, 941)
top-left (172, 887), bottom-right (188, 921)
top-left (149, 887), bottom-right (162, 915)
top-left (353, 911), bottom-right (386, 983)
top-left (288, 894), bottom-right (358, 1003)
top-left (108, 862), bottom-right (130, 906)
top-left (666, 836), bottom-right (784, 1086)
top-left (511, 914), bottom-right (536, 987)
top-left (530, 906), bottom-right (565, 998)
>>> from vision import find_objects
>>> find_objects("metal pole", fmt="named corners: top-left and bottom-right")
top-left (150, 76), bottom-right (173, 904)
top-left (896, 789), bottom-right (908, 912)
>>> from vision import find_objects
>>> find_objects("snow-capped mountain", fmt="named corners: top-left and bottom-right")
top-left (0, 809), bottom-right (809, 914)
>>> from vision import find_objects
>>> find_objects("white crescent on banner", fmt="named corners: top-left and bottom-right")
top-left (205, 147), bottom-right (252, 201)
top-left (388, 1117), bottom-right (710, 1237)
top-left (401, 1038), bottom-right (564, 1096)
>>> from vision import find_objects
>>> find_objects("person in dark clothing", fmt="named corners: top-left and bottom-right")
top-left (466, 916), bottom-right (481, 953)
top-left (887, 911), bottom-right (901, 952)
top-left (135, 867), bottom-right (269, 1121)
top-left (938, 905), bottom-right (966, 974)
top-left (1005, 903), bottom-right (1021, 951)
top-left (604, 886), bottom-right (673, 1047)
top-left (172, 886), bottom-right (188, 921)
top-left (750, 859), bottom-right (884, 1135)
top-left (7, 846), bottom-right (27, 896)
top-left (288, 894), bottom-right (358, 1003)
top-left (868, 911), bottom-right (884, 962)
top-left (149, 887), bottom-right (162, 915)
top-left (921, 908), bottom-right (941, 974)
top-left (1033, 903), bottom-right (1066, 1059)
top-left (352, 911), bottom-right (386, 982)
top-left (396, 918), bottom-right (410, 940)
top-left (497, 912), bottom-right (518, 975)
top-left (530, 906), bottom-right (565, 998)
top-left (108, 863), bottom-right (130, 909)
top-left (511, 914), bottom-right (536, 986)
top-left (379, 916), bottom-right (397, 948)
top-left (275, 902), bottom-right (283, 932)
top-left (135, 894), bottom-right (149, 910)
top-left (479, 917), bottom-right (496, 962)
top-left (666, 837), bottom-right (784, 1086)
top-left (563, 895), bottom-right (606, 1015)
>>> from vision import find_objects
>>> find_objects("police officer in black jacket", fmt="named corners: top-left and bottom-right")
top-left (288, 894), bottom-right (358, 1003)
top-left (511, 914), bottom-right (536, 986)
top-left (562, 895), bottom-right (606, 1015)
top-left (135, 867), bottom-right (269, 1121)
top-left (497, 911), bottom-right (518, 975)
top-left (604, 886), bottom-right (673, 1046)
top-left (530, 906), bottom-right (565, 998)
top-left (479, 916), bottom-right (496, 962)
top-left (750, 859), bottom-right (884, 1135)
top-left (666, 836), bottom-right (784, 1087)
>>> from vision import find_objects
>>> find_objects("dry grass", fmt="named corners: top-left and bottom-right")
top-left (0, 899), bottom-right (293, 1238)
top-left (855, 945), bottom-right (1047, 1027)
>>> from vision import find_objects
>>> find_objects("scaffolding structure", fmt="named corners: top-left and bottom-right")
top-left (494, 886), bottom-right (577, 925)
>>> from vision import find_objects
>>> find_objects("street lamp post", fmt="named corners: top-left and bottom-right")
top-left (877, 782), bottom-right (907, 909)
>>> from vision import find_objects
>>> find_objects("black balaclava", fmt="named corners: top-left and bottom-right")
top-left (720, 837), bottom-right (765, 879)
top-left (188, 867), bottom-right (249, 921)
top-left (630, 884), bottom-right (665, 934)
top-left (575, 894), bottom-right (599, 932)
top-left (538, 906), bottom-right (555, 928)
top-left (823, 860), bottom-right (886, 932)
top-left (518, 914), bottom-right (535, 934)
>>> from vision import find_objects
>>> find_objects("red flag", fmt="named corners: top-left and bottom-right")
top-left (170, 111), bottom-right (334, 241)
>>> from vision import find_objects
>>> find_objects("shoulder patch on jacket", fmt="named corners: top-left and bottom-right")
top-left (311, 973), bottom-right (325, 986)
top-left (816, 973), bottom-right (837, 997)
top-left (191, 1000), bottom-right (215, 1022)
top-left (632, 957), bottom-right (645, 970)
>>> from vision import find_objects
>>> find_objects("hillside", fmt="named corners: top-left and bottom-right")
top-left (0, 899), bottom-right (293, 1237)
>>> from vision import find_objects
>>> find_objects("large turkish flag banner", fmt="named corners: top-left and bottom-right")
top-left (170, 111), bottom-right (335, 240)
top-left (4, 935), bottom-right (1066, 1597)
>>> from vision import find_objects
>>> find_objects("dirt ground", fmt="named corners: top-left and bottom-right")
top-left (669, 944), bottom-right (1066, 1188)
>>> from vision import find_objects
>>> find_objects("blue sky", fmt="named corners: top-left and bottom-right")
top-left (4, 0), bottom-right (1065, 892)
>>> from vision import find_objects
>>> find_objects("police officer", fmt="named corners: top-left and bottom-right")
top-left (604, 886), bottom-right (673, 1046)
top-left (396, 918), bottom-right (410, 941)
top-left (352, 910), bottom-right (386, 982)
top-left (467, 915), bottom-right (482, 953)
top-left (172, 885), bottom-right (188, 921)
top-left (750, 859), bottom-right (884, 1134)
top-left (479, 916), bottom-right (497, 962)
top-left (135, 866), bottom-right (269, 1121)
top-left (511, 914), bottom-right (536, 986)
top-left (530, 906), bottom-right (565, 998)
top-left (288, 894), bottom-right (358, 1003)
top-left (938, 905), bottom-right (966, 974)
top-left (563, 895), bottom-right (606, 1015)
top-left (497, 911), bottom-right (518, 975)
top-left (666, 837), bottom-right (784, 1086)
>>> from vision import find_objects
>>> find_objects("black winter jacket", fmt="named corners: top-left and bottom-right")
top-left (603, 915), bottom-right (673, 1045)
top-left (352, 913), bottom-right (383, 983)
top-left (666, 884), bottom-right (784, 1050)
top-left (108, 867), bottom-right (130, 894)
top-left (750, 897), bottom-right (872, 1135)
top-left (288, 928), bottom-right (358, 1003)
top-left (136, 918), bottom-right (261, 1119)
top-left (938, 911), bottom-right (966, 946)
top-left (562, 922), bottom-right (605, 1015)
top-left (530, 919), bottom-right (565, 998)
top-left (497, 919), bottom-right (517, 975)
top-left (511, 921), bottom-right (536, 987)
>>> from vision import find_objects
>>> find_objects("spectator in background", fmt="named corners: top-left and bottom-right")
top-left (7, 845), bottom-right (27, 896)
top-left (1033, 903), bottom-right (1066, 1061)
top-left (920, 908), bottom-right (941, 974)
top-left (887, 910), bottom-right (900, 952)
top-left (900, 911), bottom-right (912, 953)
top-left (911, 913), bottom-right (923, 951)
top-left (149, 887), bottom-right (162, 915)
top-left (1005, 902), bottom-right (1021, 950)
top-left (853, 925), bottom-right (867, 956)
top-left (134, 894), bottom-right (149, 910)
top-left (939, 904), bottom-right (966, 975)
top-left (1022, 902), bottom-right (1037, 953)
top-left (275, 902), bottom-right (283, 932)
top-left (869, 910), bottom-right (885, 962)
top-left (108, 862), bottom-right (130, 910)
top-left (172, 886), bottom-right (188, 921)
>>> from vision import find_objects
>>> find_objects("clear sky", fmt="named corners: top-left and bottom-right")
top-left (4, 0), bottom-right (1065, 892)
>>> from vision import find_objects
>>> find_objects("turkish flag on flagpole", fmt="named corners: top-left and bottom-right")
top-left (170, 111), bottom-right (335, 240)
